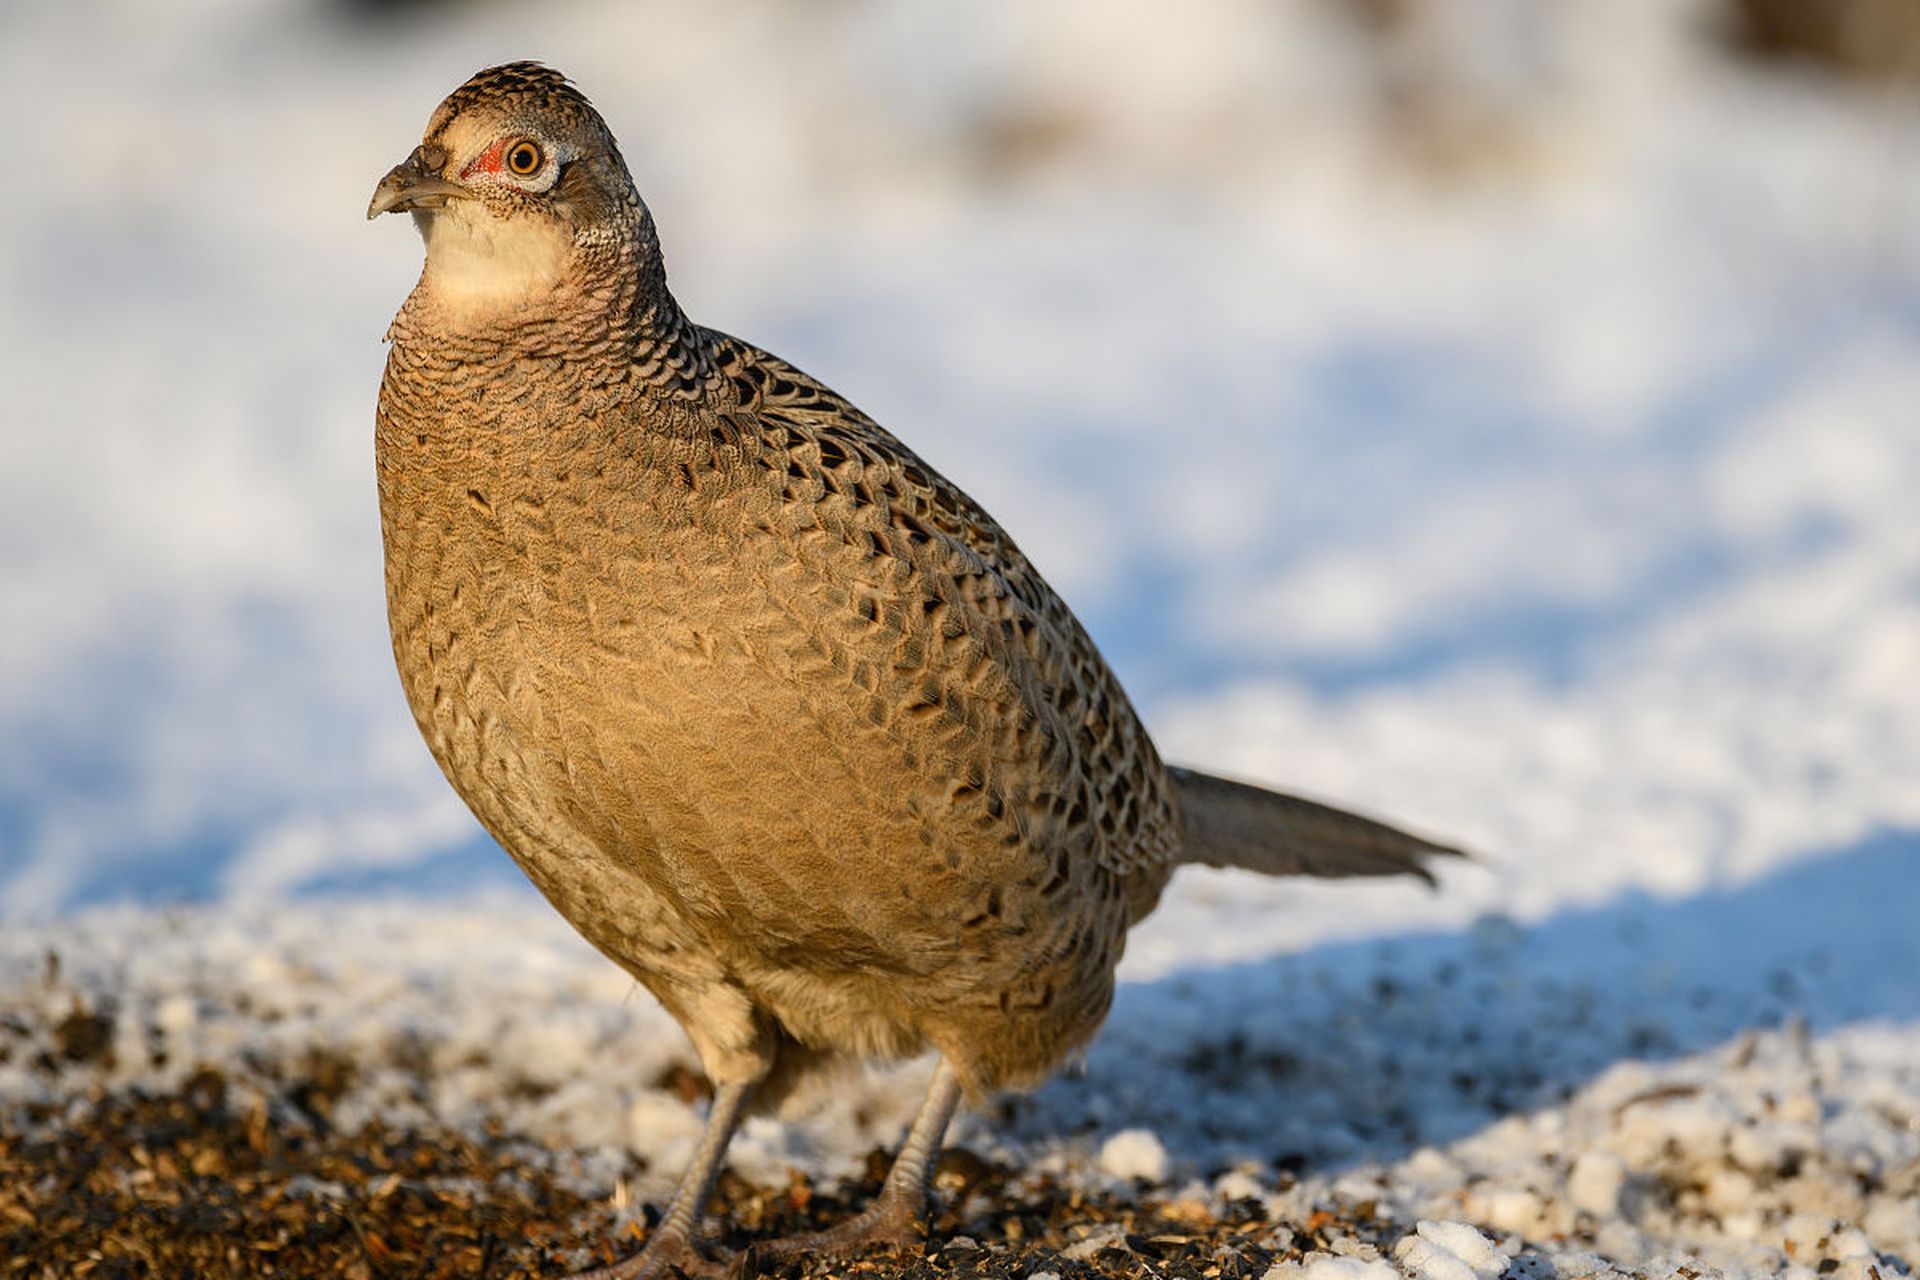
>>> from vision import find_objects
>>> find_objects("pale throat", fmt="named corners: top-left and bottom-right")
top-left (416, 203), bottom-right (575, 317)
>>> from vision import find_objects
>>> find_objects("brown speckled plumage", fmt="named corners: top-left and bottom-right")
top-left (371, 62), bottom-right (1459, 1277)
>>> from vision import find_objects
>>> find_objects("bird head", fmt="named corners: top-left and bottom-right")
top-left (369, 63), bottom-right (652, 313)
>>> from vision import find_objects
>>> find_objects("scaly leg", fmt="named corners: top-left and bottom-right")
top-left (731, 1058), bottom-right (963, 1275)
top-left (573, 1080), bottom-right (751, 1280)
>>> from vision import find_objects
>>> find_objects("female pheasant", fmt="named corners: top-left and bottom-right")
top-left (369, 62), bottom-right (1458, 1279)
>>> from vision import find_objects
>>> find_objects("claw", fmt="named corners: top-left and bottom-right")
top-left (571, 1228), bottom-right (729, 1280)
top-left (724, 1186), bottom-right (928, 1278)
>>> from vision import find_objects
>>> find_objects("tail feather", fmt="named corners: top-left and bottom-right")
top-left (1169, 765), bottom-right (1465, 885)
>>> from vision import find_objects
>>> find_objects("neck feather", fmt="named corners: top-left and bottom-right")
top-left (392, 209), bottom-right (715, 401)
top-left (417, 204), bottom-right (573, 318)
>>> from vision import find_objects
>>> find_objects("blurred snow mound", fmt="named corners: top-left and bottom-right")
top-left (5, 0), bottom-right (1920, 921)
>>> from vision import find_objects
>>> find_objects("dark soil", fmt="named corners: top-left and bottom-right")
top-left (0, 1068), bottom-right (1386, 1279)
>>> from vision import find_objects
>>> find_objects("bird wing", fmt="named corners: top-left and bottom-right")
top-left (698, 330), bottom-right (1183, 885)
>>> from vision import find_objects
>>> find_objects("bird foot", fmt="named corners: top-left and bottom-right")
top-left (727, 1189), bottom-right (927, 1278)
top-left (571, 1228), bottom-right (728, 1280)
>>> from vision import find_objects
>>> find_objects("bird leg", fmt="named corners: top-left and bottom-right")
top-left (574, 1079), bottom-right (751, 1280)
top-left (732, 1058), bottom-right (963, 1275)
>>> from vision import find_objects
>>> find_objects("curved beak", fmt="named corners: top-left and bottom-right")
top-left (366, 144), bottom-right (470, 220)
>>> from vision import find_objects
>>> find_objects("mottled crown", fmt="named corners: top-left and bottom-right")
top-left (420, 63), bottom-right (634, 193)
top-left (411, 61), bottom-right (652, 251)
top-left (425, 62), bottom-right (603, 140)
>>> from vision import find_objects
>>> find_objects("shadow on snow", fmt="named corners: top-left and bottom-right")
top-left (1005, 828), bottom-right (1920, 1175)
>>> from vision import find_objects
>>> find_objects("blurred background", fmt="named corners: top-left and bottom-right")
top-left (3, 0), bottom-right (1918, 934)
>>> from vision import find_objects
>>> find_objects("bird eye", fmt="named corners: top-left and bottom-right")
top-left (505, 141), bottom-right (544, 176)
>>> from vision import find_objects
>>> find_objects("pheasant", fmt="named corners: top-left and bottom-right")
top-left (368, 62), bottom-right (1460, 1279)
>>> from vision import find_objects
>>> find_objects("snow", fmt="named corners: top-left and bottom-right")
top-left (5, 877), bottom-right (1915, 1276)
top-left (1268, 1258), bottom-right (1403, 1280)
top-left (1097, 1129), bottom-right (1172, 1184)
top-left (3, 2), bottom-right (1919, 1278)
top-left (6, 0), bottom-right (1920, 921)
top-left (1393, 1222), bottom-right (1509, 1280)
top-left (1566, 1151), bottom-right (1627, 1220)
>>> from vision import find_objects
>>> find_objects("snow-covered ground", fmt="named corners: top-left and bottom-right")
top-left (4, 881), bottom-right (1914, 1277)
top-left (3, 2), bottom-right (1917, 1278)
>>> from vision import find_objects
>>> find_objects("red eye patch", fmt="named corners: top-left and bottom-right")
top-left (460, 139), bottom-right (507, 178)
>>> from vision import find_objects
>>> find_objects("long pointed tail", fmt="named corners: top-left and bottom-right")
top-left (1169, 765), bottom-right (1465, 884)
